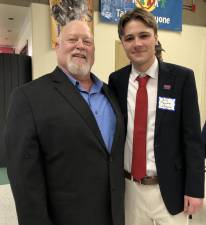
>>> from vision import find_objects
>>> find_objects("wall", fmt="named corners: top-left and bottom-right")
top-left (31, 3), bottom-right (56, 79)
top-left (92, 13), bottom-right (119, 80)
top-left (15, 8), bottom-right (32, 55)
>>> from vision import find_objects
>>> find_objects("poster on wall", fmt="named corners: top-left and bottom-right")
top-left (49, 0), bottom-right (94, 48)
top-left (101, 0), bottom-right (182, 31)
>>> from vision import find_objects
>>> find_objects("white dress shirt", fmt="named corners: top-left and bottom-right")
top-left (124, 58), bottom-right (159, 176)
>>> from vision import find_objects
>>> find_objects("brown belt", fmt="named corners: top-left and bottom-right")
top-left (124, 170), bottom-right (158, 185)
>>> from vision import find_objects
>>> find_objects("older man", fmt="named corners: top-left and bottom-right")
top-left (5, 20), bottom-right (125, 225)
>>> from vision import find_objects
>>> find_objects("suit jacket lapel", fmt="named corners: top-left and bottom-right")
top-left (155, 61), bottom-right (176, 133)
top-left (120, 73), bottom-right (130, 118)
top-left (117, 65), bottom-right (131, 124)
top-left (102, 84), bottom-right (124, 154)
top-left (50, 67), bottom-right (107, 151)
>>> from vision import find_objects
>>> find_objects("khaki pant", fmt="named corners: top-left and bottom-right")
top-left (125, 179), bottom-right (188, 225)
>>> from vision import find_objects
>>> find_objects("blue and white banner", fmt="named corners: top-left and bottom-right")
top-left (100, 0), bottom-right (182, 31)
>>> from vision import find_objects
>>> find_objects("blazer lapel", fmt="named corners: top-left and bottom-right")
top-left (155, 61), bottom-right (176, 133)
top-left (50, 67), bottom-right (106, 151)
top-left (117, 65), bottom-right (131, 125)
top-left (102, 84), bottom-right (124, 154)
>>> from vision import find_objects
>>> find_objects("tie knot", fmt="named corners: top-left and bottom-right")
top-left (137, 75), bottom-right (150, 88)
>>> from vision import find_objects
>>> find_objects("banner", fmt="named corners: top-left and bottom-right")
top-left (101, 0), bottom-right (182, 31)
top-left (49, 0), bottom-right (94, 48)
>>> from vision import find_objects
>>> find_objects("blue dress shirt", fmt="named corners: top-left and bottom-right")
top-left (64, 72), bottom-right (116, 153)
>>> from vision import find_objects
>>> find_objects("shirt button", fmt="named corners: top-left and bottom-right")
top-left (95, 111), bottom-right (98, 115)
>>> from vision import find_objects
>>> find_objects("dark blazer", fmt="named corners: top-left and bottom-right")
top-left (5, 67), bottom-right (125, 225)
top-left (109, 61), bottom-right (205, 215)
top-left (202, 121), bottom-right (206, 157)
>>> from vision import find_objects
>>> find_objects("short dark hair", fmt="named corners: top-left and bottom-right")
top-left (118, 7), bottom-right (158, 40)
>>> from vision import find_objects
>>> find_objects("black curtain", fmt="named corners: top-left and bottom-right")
top-left (0, 54), bottom-right (32, 166)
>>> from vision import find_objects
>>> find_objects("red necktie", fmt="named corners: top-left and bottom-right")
top-left (131, 75), bottom-right (150, 180)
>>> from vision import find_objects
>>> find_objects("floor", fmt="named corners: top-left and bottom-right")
top-left (0, 168), bottom-right (18, 225)
top-left (0, 167), bottom-right (206, 225)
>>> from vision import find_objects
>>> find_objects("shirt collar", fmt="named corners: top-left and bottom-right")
top-left (131, 57), bottom-right (159, 82)
top-left (58, 66), bottom-right (103, 94)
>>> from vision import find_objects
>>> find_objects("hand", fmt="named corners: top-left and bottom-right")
top-left (184, 195), bottom-right (203, 215)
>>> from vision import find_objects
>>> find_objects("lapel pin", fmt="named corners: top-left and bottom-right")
top-left (163, 84), bottom-right (171, 90)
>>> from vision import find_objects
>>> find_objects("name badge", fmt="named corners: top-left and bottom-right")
top-left (158, 97), bottom-right (175, 111)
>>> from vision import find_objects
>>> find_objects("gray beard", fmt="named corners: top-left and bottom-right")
top-left (67, 60), bottom-right (91, 78)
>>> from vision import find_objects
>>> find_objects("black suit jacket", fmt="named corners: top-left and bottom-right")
top-left (202, 121), bottom-right (206, 157)
top-left (5, 67), bottom-right (125, 225)
top-left (109, 61), bottom-right (205, 215)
